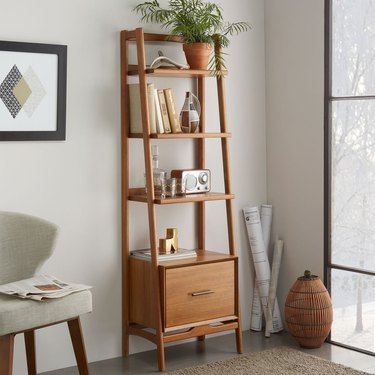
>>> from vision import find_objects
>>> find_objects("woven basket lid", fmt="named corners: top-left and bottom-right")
top-left (297, 270), bottom-right (319, 281)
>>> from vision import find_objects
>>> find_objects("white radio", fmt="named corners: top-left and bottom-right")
top-left (170, 169), bottom-right (211, 194)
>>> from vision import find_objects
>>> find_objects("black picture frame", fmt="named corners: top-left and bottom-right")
top-left (0, 41), bottom-right (67, 141)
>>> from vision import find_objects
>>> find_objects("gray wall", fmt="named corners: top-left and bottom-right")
top-left (265, 0), bottom-right (325, 313)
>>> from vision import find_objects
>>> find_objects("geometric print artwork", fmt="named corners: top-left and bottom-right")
top-left (0, 64), bottom-right (46, 119)
top-left (0, 65), bottom-right (23, 118)
top-left (21, 67), bottom-right (46, 118)
top-left (13, 77), bottom-right (32, 106)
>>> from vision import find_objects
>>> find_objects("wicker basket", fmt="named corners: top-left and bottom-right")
top-left (285, 270), bottom-right (333, 348)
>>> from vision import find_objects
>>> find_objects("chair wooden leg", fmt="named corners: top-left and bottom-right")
top-left (24, 330), bottom-right (37, 375)
top-left (0, 334), bottom-right (15, 375)
top-left (67, 318), bottom-right (90, 375)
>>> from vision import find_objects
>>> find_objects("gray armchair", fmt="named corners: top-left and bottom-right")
top-left (0, 211), bottom-right (92, 375)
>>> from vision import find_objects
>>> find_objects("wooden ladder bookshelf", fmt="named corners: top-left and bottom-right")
top-left (120, 27), bottom-right (243, 371)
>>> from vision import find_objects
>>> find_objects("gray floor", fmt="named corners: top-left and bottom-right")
top-left (41, 330), bottom-right (375, 375)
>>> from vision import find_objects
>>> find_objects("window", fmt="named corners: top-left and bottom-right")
top-left (325, 0), bottom-right (375, 354)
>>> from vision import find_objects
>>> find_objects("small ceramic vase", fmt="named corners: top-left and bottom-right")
top-left (180, 92), bottom-right (201, 133)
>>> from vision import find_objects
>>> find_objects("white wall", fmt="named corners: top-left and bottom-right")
top-left (264, 0), bottom-right (325, 314)
top-left (0, 1), bottom-right (266, 373)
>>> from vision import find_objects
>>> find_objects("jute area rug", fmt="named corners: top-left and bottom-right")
top-left (167, 347), bottom-right (370, 375)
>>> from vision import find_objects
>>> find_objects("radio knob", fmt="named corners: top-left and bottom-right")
top-left (199, 172), bottom-right (208, 185)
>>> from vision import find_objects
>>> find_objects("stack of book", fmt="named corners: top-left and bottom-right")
top-left (128, 84), bottom-right (182, 135)
top-left (130, 248), bottom-right (197, 261)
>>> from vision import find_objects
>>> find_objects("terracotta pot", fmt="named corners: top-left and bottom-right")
top-left (285, 270), bottom-right (333, 348)
top-left (183, 43), bottom-right (212, 70)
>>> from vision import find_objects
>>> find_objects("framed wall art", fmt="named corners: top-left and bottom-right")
top-left (0, 41), bottom-right (67, 141)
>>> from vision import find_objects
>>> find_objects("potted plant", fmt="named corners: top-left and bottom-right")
top-left (133, 0), bottom-right (251, 75)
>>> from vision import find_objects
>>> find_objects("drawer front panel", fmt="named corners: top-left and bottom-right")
top-left (165, 261), bottom-right (235, 328)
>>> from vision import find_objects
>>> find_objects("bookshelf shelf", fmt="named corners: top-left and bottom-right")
top-left (132, 249), bottom-right (236, 268)
top-left (128, 189), bottom-right (234, 204)
top-left (128, 132), bottom-right (231, 139)
top-left (127, 65), bottom-right (228, 78)
top-left (121, 28), bottom-right (242, 371)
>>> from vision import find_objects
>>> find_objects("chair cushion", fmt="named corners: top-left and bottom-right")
top-left (0, 290), bottom-right (92, 336)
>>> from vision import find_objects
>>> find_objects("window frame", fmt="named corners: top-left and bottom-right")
top-left (324, 0), bottom-right (375, 355)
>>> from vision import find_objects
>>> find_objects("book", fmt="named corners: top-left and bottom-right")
top-left (157, 89), bottom-right (172, 133)
top-left (130, 248), bottom-right (197, 262)
top-left (164, 88), bottom-right (182, 133)
top-left (128, 83), bottom-right (156, 134)
top-left (147, 84), bottom-right (156, 134)
top-left (154, 88), bottom-right (164, 134)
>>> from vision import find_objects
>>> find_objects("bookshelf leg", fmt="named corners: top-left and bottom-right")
top-left (123, 325), bottom-right (129, 357)
top-left (235, 326), bottom-right (243, 354)
top-left (157, 338), bottom-right (165, 371)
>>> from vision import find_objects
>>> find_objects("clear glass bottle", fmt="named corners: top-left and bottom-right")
top-left (145, 145), bottom-right (167, 195)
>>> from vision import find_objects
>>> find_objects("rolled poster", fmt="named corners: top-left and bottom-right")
top-left (250, 204), bottom-right (273, 331)
top-left (265, 239), bottom-right (284, 337)
top-left (243, 206), bottom-right (283, 334)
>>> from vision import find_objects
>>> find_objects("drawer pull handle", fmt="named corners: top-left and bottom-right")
top-left (191, 290), bottom-right (214, 297)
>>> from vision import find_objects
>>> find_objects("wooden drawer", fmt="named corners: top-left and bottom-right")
top-left (163, 260), bottom-right (235, 328)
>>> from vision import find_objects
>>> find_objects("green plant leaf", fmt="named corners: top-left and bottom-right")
top-left (132, 0), bottom-right (251, 76)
